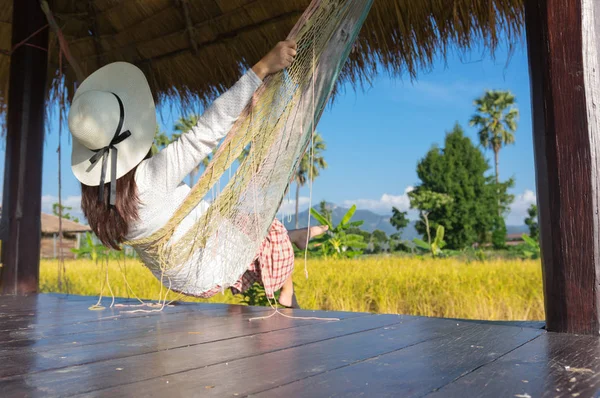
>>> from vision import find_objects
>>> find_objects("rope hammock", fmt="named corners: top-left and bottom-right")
top-left (124, 0), bottom-right (373, 298)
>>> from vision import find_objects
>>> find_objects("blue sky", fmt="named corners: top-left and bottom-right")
top-left (0, 36), bottom-right (536, 226)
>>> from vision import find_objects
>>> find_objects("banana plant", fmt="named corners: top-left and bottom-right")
top-left (70, 232), bottom-right (126, 260)
top-left (308, 204), bottom-right (367, 258)
top-left (521, 234), bottom-right (541, 259)
top-left (413, 225), bottom-right (446, 257)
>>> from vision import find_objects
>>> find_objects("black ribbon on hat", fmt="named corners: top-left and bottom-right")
top-left (87, 93), bottom-right (131, 206)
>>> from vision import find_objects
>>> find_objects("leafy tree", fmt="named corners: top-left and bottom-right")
top-left (491, 216), bottom-right (508, 250)
top-left (389, 207), bottom-right (410, 252)
top-left (318, 200), bottom-right (333, 224)
top-left (372, 229), bottom-right (387, 242)
top-left (390, 207), bottom-right (409, 235)
top-left (408, 189), bottom-right (452, 248)
top-left (309, 204), bottom-right (366, 258)
top-left (366, 229), bottom-right (389, 253)
top-left (524, 204), bottom-right (539, 241)
top-left (414, 123), bottom-right (513, 249)
top-left (389, 232), bottom-right (410, 253)
top-left (469, 90), bottom-right (519, 184)
top-left (152, 126), bottom-right (179, 155)
top-left (52, 203), bottom-right (79, 223)
top-left (295, 132), bottom-right (327, 228)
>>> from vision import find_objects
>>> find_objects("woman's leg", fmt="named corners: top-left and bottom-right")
top-left (278, 273), bottom-right (295, 307)
top-left (230, 220), bottom-right (328, 307)
top-left (278, 224), bottom-right (328, 307)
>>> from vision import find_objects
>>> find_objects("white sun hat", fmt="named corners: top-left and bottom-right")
top-left (69, 62), bottom-right (156, 204)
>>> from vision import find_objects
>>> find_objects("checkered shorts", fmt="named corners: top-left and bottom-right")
top-left (200, 218), bottom-right (295, 298)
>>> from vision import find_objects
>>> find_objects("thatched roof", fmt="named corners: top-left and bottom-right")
top-left (0, 0), bottom-right (523, 121)
top-left (41, 213), bottom-right (91, 234)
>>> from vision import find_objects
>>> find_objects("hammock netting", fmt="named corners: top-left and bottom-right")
top-left (126, 0), bottom-right (373, 297)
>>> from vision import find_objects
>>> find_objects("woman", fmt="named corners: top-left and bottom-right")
top-left (68, 41), bottom-right (327, 308)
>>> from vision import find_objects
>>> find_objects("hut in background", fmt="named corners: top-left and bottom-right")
top-left (0, 207), bottom-right (90, 260)
top-left (40, 213), bottom-right (91, 259)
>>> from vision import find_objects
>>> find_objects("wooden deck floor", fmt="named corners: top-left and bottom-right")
top-left (0, 294), bottom-right (598, 397)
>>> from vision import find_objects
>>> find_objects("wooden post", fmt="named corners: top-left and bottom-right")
top-left (525, 0), bottom-right (600, 334)
top-left (0, 0), bottom-right (49, 295)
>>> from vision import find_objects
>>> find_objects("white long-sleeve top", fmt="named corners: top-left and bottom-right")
top-left (127, 69), bottom-right (262, 242)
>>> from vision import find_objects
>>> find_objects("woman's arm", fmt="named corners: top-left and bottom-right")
top-left (141, 40), bottom-right (297, 193)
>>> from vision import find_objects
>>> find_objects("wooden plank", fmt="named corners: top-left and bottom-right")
top-left (0, 305), bottom-right (356, 357)
top-left (68, 317), bottom-right (532, 397)
top-left (0, 297), bottom-right (235, 336)
top-left (443, 317), bottom-right (546, 330)
top-left (524, 0), bottom-right (600, 334)
top-left (0, 295), bottom-right (354, 344)
top-left (0, 307), bottom-right (362, 379)
top-left (251, 323), bottom-right (543, 397)
top-left (0, 313), bottom-right (400, 396)
top-left (426, 333), bottom-right (600, 397)
top-left (0, 0), bottom-right (49, 295)
top-left (0, 305), bottom-right (275, 354)
top-left (0, 293), bottom-right (238, 320)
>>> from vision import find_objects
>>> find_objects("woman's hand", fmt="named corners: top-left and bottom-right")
top-left (252, 40), bottom-right (297, 80)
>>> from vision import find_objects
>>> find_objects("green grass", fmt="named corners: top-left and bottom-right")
top-left (41, 256), bottom-right (544, 321)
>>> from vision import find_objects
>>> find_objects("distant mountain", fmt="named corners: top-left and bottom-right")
top-left (282, 203), bottom-right (416, 240)
top-left (281, 203), bottom-right (529, 241)
top-left (283, 203), bottom-right (391, 232)
top-left (506, 224), bottom-right (529, 235)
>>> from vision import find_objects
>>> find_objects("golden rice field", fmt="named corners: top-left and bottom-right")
top-left (40, 256), bottom-right (544, 321)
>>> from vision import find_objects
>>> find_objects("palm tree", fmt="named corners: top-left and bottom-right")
top-left (295, 132), bottom-right (327, 228)
top-left (173, 115), bottom-right (214, 186)
top-left (469, 90), bottom-right (519, 184)
top-left (152, 126), bottom-right (178, 155)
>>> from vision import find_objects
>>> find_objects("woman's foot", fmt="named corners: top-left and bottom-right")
top-left (288, 225), bottom-right (329, 250)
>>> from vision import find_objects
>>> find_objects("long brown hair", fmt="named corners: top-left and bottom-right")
top-left (81, 165), bottom-right (141, 250)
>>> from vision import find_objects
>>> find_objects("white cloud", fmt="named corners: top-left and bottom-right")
top-left (507, 190), bottom-right (537, 225)
top-left (398, 80), bottom-right (486, 105)
top-left (277, 196), bottom-right (311, 217)
top-left (343, 187), bottom-right (416, 216)
top-left (342, 187), bottom-right (537, 226)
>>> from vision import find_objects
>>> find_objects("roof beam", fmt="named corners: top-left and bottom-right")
top-left (78, 1), bottom-right (304, 61)
top-left (88, 0), bottom-right (105, 67)
top-left (95, 9), bottom-right (302, 65)
top-left (175, 0), bottom-right (198, 54)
